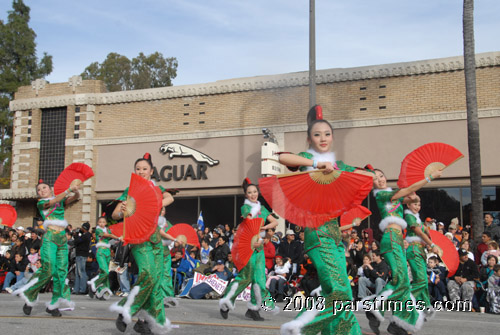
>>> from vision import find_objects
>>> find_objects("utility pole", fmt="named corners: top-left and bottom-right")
top-left (309, 0), bottom-right (316, 108)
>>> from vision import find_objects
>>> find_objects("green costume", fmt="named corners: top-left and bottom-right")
top-left (219, 200), bottom-right (278, 315)
top-left (14, 197), bottom-right (73, 311)
top-left (110, 185), bottom-right (171, 333)
top-left (88, 226), bottom-right (113, 299)
top-left (405, 209), bottom-right (435, 319)
top-left (158, 218), bottom-right (176, 304)
top-left (366, 189), bottom-right (424, 333)
top-left (281, 150), bottom-right (362, 335)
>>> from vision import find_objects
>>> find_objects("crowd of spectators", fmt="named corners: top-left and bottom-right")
top-left (2, 213), bottom-right (500, 314)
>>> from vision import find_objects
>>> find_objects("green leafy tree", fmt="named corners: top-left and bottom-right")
top-left (0, 0), bottom-right (52, 188)
top-left (81, 52), bottom-right (178, 92)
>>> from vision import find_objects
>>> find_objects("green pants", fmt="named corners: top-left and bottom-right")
top-left (407, 242), bottom-right (434, 316)
top-left (160, 247), bottom-right (174, 299)
top-left (219, 249), bottom-right (277, 313)
top-left (110, 240), bottom-right (170, 331)
top-left (88, 247), bottom-right (111, 298)
top-left (368, 228), bottom-right (424, 332)
top-left (281, 224), bottom-right (361, 335)
top-left (14, 229), bottom-right (73, 310)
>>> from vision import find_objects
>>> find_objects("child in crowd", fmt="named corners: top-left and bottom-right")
top-left (481, 241), bottom-right (500, 266)
top-left (27, 247), bottom-right (40, 264)
top-left (427, 256), bottom-right (448, 302)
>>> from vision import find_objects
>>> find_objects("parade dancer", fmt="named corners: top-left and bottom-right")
top-left (404, 195), bottom-right (440, 321)
top-left (279, 105), bottom-right (373, 335)
top-left (365, 168), bottom-right (442, 335)
top-left (110, 153), bottom-right (174, 335)
top-left (88, 214), bottom-right (119, 300)
top-left (13, 180), bottom-right (80, 317)
top-left (157, 206), bottom-right (178, 307)
top-left (219, 178), bottom-right (279, 321)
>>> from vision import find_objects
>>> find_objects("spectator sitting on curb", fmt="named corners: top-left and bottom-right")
top-left (188, 259), bottom-right (231, 299)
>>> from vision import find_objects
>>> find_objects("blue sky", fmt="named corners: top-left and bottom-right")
top-left (1, 0), bottom-right (499, 87)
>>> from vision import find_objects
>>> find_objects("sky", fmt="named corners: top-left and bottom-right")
top-left (1, 0), bottom-right (499, 87)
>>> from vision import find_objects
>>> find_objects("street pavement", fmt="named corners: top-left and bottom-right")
top-left (0, 293), bottom-right (499, 334)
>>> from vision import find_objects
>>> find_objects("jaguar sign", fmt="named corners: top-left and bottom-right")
top-left (152, 143), bottom-right (220, 182)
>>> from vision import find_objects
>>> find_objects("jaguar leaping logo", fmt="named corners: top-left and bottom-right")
top-left (160, 143), bottom-right (219, 166)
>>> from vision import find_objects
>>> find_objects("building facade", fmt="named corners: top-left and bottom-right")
top-left (2, 52), bottom-right (500, 232)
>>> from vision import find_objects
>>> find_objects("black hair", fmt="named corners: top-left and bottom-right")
top-left (483, 231), bottom-right (492, 238)
top-left (487, 255), bottom-right (498, 264)
top-left (372, 249), bottom-right (381, 257)
top-left (35, 179), bottom-right (51, 194)
top-left (306, 104), bottom-right (334, 140)
top-left (135, 153), bottom-right (153, 169)
top-left (428, 256), bottom-right (439, 263)
top-left (242, 178), bottom-right (258, 193)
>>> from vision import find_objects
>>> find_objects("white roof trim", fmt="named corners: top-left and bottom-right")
top-left (9, 52), bottom-right (500, 112)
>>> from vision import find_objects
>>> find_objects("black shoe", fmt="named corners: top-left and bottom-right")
top-left (220, 308), bottom-right (229, 319)
top-left (275, 294), bottom-right (284, 303)
top-left (23, 303), bottom-right (32, 316)
top-left (365, 311), bottom-right (380, 335)
top-left (88, 285), bottom-right (95, 299)
top-left (133, 319), bottom-right (152, 334)
top-left (116, 314), bottom-right (127, 332)
top-left (387, 322), bottom-right (408, 335)
top-left (245, 309), bottom-right (264, 321)
top-left (46, 307), bottom-right (62, 317)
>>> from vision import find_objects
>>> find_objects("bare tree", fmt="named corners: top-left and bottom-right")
top-left (463, 0), bottom-right (483, 243)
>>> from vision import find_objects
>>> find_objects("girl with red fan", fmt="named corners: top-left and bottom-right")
top-left (13, 180), bottom-right (80, 317)
top-left (365, 168), bottom-right (442, 335)
top-left (404, 195), bottom-right (440, 322)
top-left (88, 213), bottom-right (120, 300)
top-left (219, 178), bottom-right (279, 321)
top-left (278, 105), bottom-right (373, 335)
top-left (110, 153), bottom-right (174, 335)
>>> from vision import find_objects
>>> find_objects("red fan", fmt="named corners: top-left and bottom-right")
top-left (118, 174), bottom-right (162, 245)
top-left (397, 143), bottom-right (463, 188)
top-left (0, 204), bottom-right (17, 227)
top-left (340, 205), bottom-right (372, 227)
top-left (259, 170), bottom-right (373, 228)
top-left (109, 221), bottom-right (123, 238)
top-left (231, 218), bottom-right (264, 271)
top-left (428, 230), bottom-right (459, 277)
top-left (54, 163), bottom-right (94, 195)
top-left (167, 223), bottom-right (200, 248)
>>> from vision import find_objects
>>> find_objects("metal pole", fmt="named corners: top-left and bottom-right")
top-left (309, 0), bottom-right (316, 108)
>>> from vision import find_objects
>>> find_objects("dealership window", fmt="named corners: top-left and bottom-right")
top-left (39, 107), bottom-right (67, 185)
top-left (164, 197), bottom-right (198, 225)
top-left (201, 196), bottom-right (235, 228)
top-left (98, 195), bottom-right (250, 229)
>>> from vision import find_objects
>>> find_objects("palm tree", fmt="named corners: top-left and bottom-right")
top-left (463, 0), bottom-right (483, 244)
